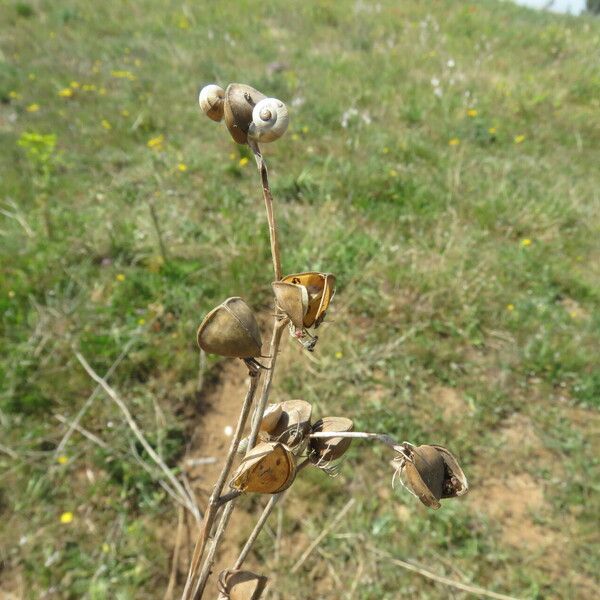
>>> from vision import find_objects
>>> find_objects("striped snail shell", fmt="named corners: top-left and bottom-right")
top-left (198, 84), bottom-right (225, 122)
top-left (248, 98), bottom-right (289, 143)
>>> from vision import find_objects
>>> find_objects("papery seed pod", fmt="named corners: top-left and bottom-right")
top-left (432, 445), bottom-right (469, 498)
top-left (248, 98), bottom-right (289, 143)
top-left (272, 281), bottom-right (308, 333)
top-left (218, 569), bottom-right (268, 600)
top-left (280, 272), bottom-right (336, 329)
top-left (197, 297), bottom-right (262, 359)
top-left (260, 403), bottom-right (283, 433)
top-left (267, 399), bottom-right (312, 448)
top-left (309, 416), bottom-right (354, 463)
top-left (400, 445), bottom-right (445, 509)
top-left (223, 83), bottom-right (267, 144)
top-left (199, 84), bottom-right (225, 122)
top-left (231, 441), bottom-right (296, 494)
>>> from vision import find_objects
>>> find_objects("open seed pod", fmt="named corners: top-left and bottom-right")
top-left (400, 444), bottom-right (446, 510)
top-left (272, 281), bottom-right (308, 333)
top-left (218, 569), bottom-right (267, 600)
top-left (432, 445), bottom-right (469, 498)
top-left (231, 441), bottom-right (296, 494)
top-left (260, 403), bottom-right (283, 433)
top-left (267, 399), bottom-right (312, 448)
top-left (223, 83), bottom-right (267, 144)
top-left (197, 297), bottom-right (262, 359)
top-left (309, 416), bottom-right (354, 463)
top-left (280, 272), bottom-right (336, 329)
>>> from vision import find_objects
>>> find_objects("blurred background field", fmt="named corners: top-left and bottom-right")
top-left (1, 0), bottom-right (599, 598)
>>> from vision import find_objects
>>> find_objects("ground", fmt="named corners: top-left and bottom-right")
top-left (1, 0), bottom-right (599, 598)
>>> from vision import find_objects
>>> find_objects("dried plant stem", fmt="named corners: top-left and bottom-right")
top-left (182, 374), bottom-right (260, 600)
top-left (309, 430), bottom-right (402, 450)
top-left (249, 140), bottom-right (282, 281)
top-left (233, 460), bottom-right (309, 570)
top-left (148, 198), bottom-right (169, 265)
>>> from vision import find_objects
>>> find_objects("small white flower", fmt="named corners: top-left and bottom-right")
top-left (447, 59), bottom-right (455, 68)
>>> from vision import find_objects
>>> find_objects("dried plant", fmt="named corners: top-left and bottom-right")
top-left (181, 82), bottom-right (469, 600)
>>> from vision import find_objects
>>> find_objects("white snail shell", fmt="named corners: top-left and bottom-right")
top-left (199, 84), bottom-right (225, 122)
top-left (248, 98), bottom-right (289, 143)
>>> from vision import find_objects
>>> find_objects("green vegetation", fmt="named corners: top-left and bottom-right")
top-left (1, 0), bottom-right (599, 598)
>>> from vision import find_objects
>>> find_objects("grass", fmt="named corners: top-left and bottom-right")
top-left (1, 0), bottom-right (599, 598)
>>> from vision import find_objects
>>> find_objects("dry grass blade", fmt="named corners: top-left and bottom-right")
top-left (291, 498), bottom-right (355, 574)
top-left (370, 547), bottom-right (521, 600)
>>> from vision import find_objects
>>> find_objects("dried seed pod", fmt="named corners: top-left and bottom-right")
top-left (231, 442), bottom-right (296, 494)
top-left (218, 569), bottom-right (268, 600)
top-left (199, 84), bottom-right (225, 122)
top-left (248, 97), bottom-right (289, 143)
top-left (280, 272), bottom-right (336, 329)
top-left (267, 399), bottom-right (312, 447)
top-left (309, 416), bottom-right (354, 463)
top-left (432, 445), bottom-right (469, 498)
top-left (272, 281), bottom-right (308, 332)
top-left (223, 83), bottom-right (267, 144)
top-left (260, 403), bottom-right (283, 433)
top-left (197, 297), bottom-right (262, 359)
top-left (401, 445), bottom-right (445, 510)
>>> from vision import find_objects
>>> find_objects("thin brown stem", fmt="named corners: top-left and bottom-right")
top-left (182, 373), bottom-right (260, 600)
top-left (249, 140), bottom-right (282, 281)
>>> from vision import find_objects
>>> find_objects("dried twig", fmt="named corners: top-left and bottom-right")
top-left (370, 547), bottom-right (520, 600)
top-left (164, 505), bottom-right (185, 600)
top-left (291, 498), bottom-right (355, 574)
top-left (75, 351), bottom-right (200, 522)
top-left (54, 414), bottom-right (108, 450)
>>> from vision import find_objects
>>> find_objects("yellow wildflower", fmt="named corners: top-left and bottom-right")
top-left (177, 163), bottom-right (187, 172)
top-left (569, 311), bottom-right (578, 319)
top-left (301, 125), bottom-right (309, 134)
top-left (520, 238), bottom-right (532, 247)
top-left (9, 90), bottom-right (21, 99)
top-left (121, 109), bottom-right (130, 117)
top-left (116, 273), bottom-right (126, 282)
top-left (238, 157), bottom-right (249, 167)
top-left (8, 290), bottom-right (16, 298)
top-left (514, 134), bottom-right (525, 144)
top-left (448, 138), bottom-right (460, 146)
top-left (467, 109), bottom-right (478, 117)
top-left (382, 147), bottom-right (390, 154)
top-left (335, 351), bottom-right (343, 359)
top-left (70, 81), bottom-right (80, 89)
top-left (102, 543), bottom-right (110, 553)
top-left (488, 127), bottom-right (497, 135)
top-left (229, 152), bottom-right (236, 160)
top-left (138, 318), bottom-right (146, 325)
top-left (60, 512), bottom-right (74, 524)
top-left (82, 84), bottom-right (96, 92)
top-left (101, 119), bottom-right (112, 130)
top-left (291, 133), bottom-right (299, 141)
top-left (26, 103), bottom-right (40, 112)
top-left (506, 304), bottom-right (515, 312)
top-left (99, 87), bottom-right (107, 96)
top-left (57, 455), bottom-right (69, 465)
top-left (178, 16), bottom-right (190, 29)
top-left (389, 169), bottom-right (398, 177)
top-left (28, 73), bottom-right (36, 80)
top-left (111, 70), bottom-right (136, 81)
top-left (58, 88), bottom-right (74, 98)
top-left (147, 135), bottom-right (165, 150)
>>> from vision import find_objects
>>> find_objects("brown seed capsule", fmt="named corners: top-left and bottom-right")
top-left (267, 399), bottom-right (312, 447)
top-left (223, 83), bottom-right (267, 144)
top-left (197, 297), bottom-right (262, 359)
top-left (280, 272), bottom-right (336, 329)
top-left (432, 445), bottom-right (469, 499)
top-left (218, 569), bottom-right (268, 600)
top-left (231, 441), bottom-right (296, 494)
top-left (272, 281), bottom-right (308, 332)
top-left (401, 445), bottom-right (445, 510)
top-left (260, 403), bottom-right (283, 433)
top-left (309, 416), bottom-right (354, 463)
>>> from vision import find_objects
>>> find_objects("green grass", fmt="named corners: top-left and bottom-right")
top-left (1, 0), bottom-right (599, 598)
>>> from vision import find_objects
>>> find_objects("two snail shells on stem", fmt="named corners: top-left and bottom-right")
top-left (198, 83), bottom-right (289, 144)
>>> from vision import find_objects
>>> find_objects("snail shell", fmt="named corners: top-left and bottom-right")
top-left (197, 297), bottom-right (262, 359)
top-left (309, 416), bottom-right (354, 463)
top-left (218, 569), bottom-right (268, 600)
top-left (248, 98), bottom-right (289, 143)
top-left (223, 83), bottom-right (266, 144)
top-left (199, 84), bottom-right (225, 122)
top-left (231, 441), bottom-right (296, 494)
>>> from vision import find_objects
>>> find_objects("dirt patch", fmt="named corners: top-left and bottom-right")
top-left (432, 385), bottom-right (470, 421)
